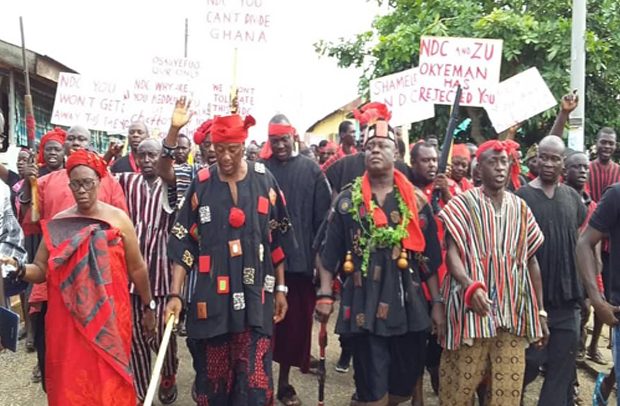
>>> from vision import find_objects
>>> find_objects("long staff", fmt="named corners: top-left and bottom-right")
top-left (318, 321), bottom-right (328, 405)
top-left (144, 315), bottom-right (176, 406)
top-left (19, 17), bottom-right (39, 222)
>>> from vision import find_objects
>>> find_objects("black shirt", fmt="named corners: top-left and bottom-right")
top-left (110, 155), bottom-right (137, 174)
top-left (263, 155), bottom-right (331, 276)
top-left (516, 184), bottom-right (587, 307)
top-left (589, 184), bottom-right (620, 305)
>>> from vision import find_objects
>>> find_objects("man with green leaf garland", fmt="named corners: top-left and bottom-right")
top-left (315, 108), bottom-right (443, 405)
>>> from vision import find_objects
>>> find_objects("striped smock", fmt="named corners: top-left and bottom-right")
top-left (438, 188), bottom-right (544, 350)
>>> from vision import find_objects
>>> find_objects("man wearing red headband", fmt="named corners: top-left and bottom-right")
top-left (165, 111), bottom-right (295, 405)
top-left (19, 125), bottom-right (129, 392)
top-left (438, 139), bottom-right (547, 406)
top-left (450, 143), bottom-right (473, 193)
top-left (260, 114), bottom-right (331, 405)
top-left (315, 116), bottom-right (443, 405)
top-left (517, 135), bottom-right (587, 406)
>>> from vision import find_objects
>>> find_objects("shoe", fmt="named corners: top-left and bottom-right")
top-left (587, 349), bottom-right (609, 365)
top-left (335, 349), bottom-right (351, 373)
top-left (31, 365), bottom-right (42, 383)
top-left (158, 375), bottom-right (178, 405)
top-left (335, 362), bottom-right (349, 373)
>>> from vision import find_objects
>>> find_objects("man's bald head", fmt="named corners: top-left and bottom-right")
top-left (538, 135), bottom-right (565, 185)
top-left (65, 125), bottom-right (91, 155)
top-left (539, 135), bottom-right (566, 153)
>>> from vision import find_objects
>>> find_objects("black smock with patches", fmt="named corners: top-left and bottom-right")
top-left (320, 188), bottom-right (441, 336)
top-left (516, 184), bottom-right (587, 307)
top-left (263, 155), bottom-right (331, 275)
top-left (168, 161), bottom-right (294, 339)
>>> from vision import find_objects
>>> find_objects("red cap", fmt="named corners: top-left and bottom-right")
top-left (38, 128), bottom-right (66, 165)
top-left (193, 119), bottom-right (213, 145)
top-left (66, 149), bottom-right (108, 178)
top-left (211, 114), bottom-right (256, 144)
top-left (452, 143), bottom-right (471, 162)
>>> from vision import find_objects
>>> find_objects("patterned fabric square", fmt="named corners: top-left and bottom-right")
top-left (199, 255), bottom-right (211, 274)
top-left (257, 196), bottom-right (269, 214)
top-left (217, 276), bottom-right (230, 294)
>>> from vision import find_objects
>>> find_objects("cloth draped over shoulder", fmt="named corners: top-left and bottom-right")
top-left (42, 217), bottom-right (135, 406)
top-left (438, 188), bottom-right (545, 350)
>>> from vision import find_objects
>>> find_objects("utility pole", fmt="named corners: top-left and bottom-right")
top-left (568, 0), bottom-right (586, 152)
top-left (184, 18), bottom-right (189, 58)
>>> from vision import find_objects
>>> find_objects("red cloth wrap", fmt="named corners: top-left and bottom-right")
top-left (66, 149), bottom-right (108, 178)
top-left (353, 102), bottom-right (392, 126)
top-left (464, 281), bottom-right (487, 308)
top-left (451, 143), bottom-right (471, 162)
top-left (360, 170), bottom-right (425, 252)
top-left (211, 114), bottom-right (255, 144)
top-left (194, 119), bottom-right (213, 145)
top-left (38, 128), bottom-right (67, 165)
top-left (475, 140), bottom-right (522, 189)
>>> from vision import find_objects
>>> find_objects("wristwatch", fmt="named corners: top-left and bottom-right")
top-left (538, 309), bottom-right (548, 318)
top-left (275, 285), bottom-right (289, 296)
top-left (144, 299), bottom-right (156, 312)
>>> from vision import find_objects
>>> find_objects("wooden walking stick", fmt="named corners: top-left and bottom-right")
top-left (143, 314), bottom-right (176, 406)
top-left (318, 321), bottom-right (328, 405)
top-left (19, 16), bottom-right (39, 222)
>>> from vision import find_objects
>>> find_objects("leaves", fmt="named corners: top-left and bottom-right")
top-left (318, 0), bottom-right (620, 148)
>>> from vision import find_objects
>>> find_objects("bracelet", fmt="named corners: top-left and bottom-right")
top-left (166, 293), bottom-right (185, 308)
top-left (464, 281), bottom-right (487, 308)
top-left (431, 296), bottom-right (445, 305)
top-left (316, 293), bottom-right (335, 301)
top-left (13, 256), bottom-right (26, 281)
top-left (161, 141), bottom-right (178, 159)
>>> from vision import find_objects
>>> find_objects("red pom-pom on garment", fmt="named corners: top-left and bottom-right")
top-left (229, 207), bottom-right (246, 228)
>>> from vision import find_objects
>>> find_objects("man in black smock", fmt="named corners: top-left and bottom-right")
top-left (315, 116), bottom-right (443, 405)
top-left (261, 114), bottom-right (332, 404)
top-left (165, 113), bottom-right (294, 405)
top-left (517, 135), bottom-right (587, 406)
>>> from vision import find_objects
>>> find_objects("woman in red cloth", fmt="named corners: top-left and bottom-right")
top-left (1, 150), bottom-right (155, 406)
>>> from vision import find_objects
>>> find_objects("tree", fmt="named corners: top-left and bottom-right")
top-left (315, 0), bottom-right (620, 148)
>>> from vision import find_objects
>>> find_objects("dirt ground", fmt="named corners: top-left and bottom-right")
top-left (0, 314), bottom-right (614, 406)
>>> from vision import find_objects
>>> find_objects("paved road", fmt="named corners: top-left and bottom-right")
top-left (0, 313), bottom-right (614, 405)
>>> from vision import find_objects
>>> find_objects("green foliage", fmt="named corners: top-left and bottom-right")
top-left (316, 0), bottom-right (620, 148)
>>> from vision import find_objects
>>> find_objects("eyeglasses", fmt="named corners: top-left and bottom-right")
top-left (68, 178), bottom-right (97, 192)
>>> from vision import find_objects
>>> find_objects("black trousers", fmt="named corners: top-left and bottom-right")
top-left (33, 302), bottom-right (47, 392)
top-left (351, 331), bottom-right (427, 403)
top-left (524, 305), bottom-right (580, 406)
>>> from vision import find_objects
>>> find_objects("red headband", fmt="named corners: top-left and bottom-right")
top-left (268, 123), bottom-right (297, 138)
top-left (211, 114), bottom-right (255, 144)
top-left (476, 140), bottom-right (522, 188)
top-left (259, 123), bottom-right (299, 160)
top-left (66, 149), bottom-right (108, 179)
top-left (451, 143), bottom-right (471, 162)
top-left (38, 128), bottom-right (66, 165)
top-left (193, 119), bottom-right (213, 145)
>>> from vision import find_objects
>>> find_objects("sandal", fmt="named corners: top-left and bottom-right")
top-left (587, 349), bottom-right (609, 365)
top-left (277, 385), bottom-right (302, 406)
top-left (593, 372), bottom-right (608, 406)
top-left (158, 376), bottom-right (178, 405)
top-left (31, 365), bottom-right (42, 383)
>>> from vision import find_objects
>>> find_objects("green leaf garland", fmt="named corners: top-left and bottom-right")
top-left (349, 176), bottom-right (412, 277)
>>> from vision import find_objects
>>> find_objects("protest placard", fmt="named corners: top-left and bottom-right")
top-left (51, 72), bottom-right (128, 132)
top-left (205, 0), bottom-right (274, 45)
top-left (485, 67), bottom-right (556, 133)
top-left (370, 67), bottom-right (435, 125)
top-left (418, 36), bottom-right (503, 107)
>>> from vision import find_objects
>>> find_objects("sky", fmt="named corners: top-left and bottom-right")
top-left (0, 0), bottom-right (385, 141)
